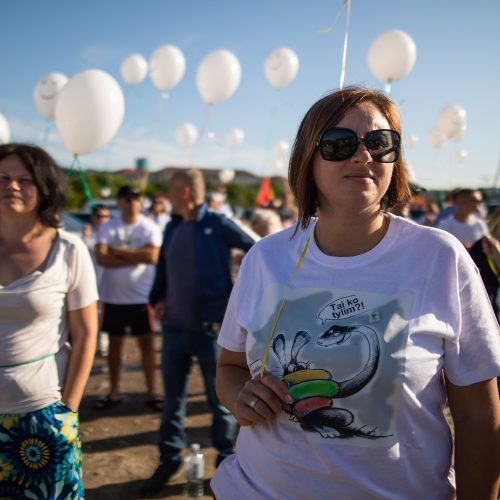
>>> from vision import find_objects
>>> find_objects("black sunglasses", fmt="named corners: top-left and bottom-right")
top-left (317, 127), bottom-right (401, 163)
top-left (124, 195), bottom-right (141, 203)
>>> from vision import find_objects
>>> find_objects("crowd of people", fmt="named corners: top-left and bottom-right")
top-left (0, 85), bottom-right (499, 499)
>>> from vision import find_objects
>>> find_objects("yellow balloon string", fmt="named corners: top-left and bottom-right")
top-left (259, 229), bottom-right (313, 380)
top-left (318, 0), bottom-right (347, 34)
top-left (486, 256), bottom-right (500, 282)
top-left (339, 0), bottom-right (352, 89)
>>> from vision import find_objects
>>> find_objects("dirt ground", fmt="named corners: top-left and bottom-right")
top-left (80, 333), bottom-right (217, 500)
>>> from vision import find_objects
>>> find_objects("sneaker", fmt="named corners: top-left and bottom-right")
top-left (140, 461), bottom-right (181, 496)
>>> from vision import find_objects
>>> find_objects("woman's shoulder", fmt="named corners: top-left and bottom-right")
top-left (57, 228), bottom-right (91, 254)
top-left (245, 222), bottom-right (310, 263)
top-left (391, 215), bottom-right (468, 256)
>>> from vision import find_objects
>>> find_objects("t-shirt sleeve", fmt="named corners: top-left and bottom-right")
top-left (218, 253), bottom-right (253, 352)
top-left (443, 249), bottom-right (500, 385)
top-left (149, 222), bottom-right (163, 247)
top-left (96, 220), bottom-right (111, 245)
top-left (66, 237), bottom-right (99, 311)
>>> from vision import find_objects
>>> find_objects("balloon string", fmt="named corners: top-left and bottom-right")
top-left (42, 121), bottom-right (53, 148)
top-left (318, 0), bottom-right (347, 33)
top-left (207, 131), bottom-right (224, 147)
top-left (149, 93), bottom-right (169, 160)
top-left (198, 104), bottom-right (213, 142)
top-left (384, 81), bottom-right (392, 94)
top-left (76, 156), bottom-right (96, 207)
top-left (66, 157), bottom-right (78, 178)
top-left (338, 0), bottom-right (351, 89)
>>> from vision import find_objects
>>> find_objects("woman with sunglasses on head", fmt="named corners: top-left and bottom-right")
top-left (0, 144), bottom-right (98, 498)
top-left (212, 87), bottom-right (500, 499)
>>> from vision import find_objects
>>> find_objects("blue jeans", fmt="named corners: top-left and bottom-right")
top-left (159, 327), bottom-right (237, 464)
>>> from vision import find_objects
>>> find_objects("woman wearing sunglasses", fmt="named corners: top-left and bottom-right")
top-left (212, 87), bottom-right (500, 499)
top-left (0, 144), bottom-right (98, 498)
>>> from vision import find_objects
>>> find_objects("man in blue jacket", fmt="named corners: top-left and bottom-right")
top-left (141, 169), bottom-right (256, 495)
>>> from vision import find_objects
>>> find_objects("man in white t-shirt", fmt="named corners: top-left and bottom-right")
top-left (83, 204), bottom-right (110, 356)
top-left (437, 188), bottom-right (488, 248)
top-left (95, 185), bottom-right (163, 410)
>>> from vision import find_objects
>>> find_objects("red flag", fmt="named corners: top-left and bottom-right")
top-left (256, 177), bottom-right (274, 207)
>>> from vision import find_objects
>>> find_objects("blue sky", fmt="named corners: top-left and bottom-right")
top-left (1, 0), bottom-right (499, 190)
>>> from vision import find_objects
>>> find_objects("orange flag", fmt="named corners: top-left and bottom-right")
top-left (256, 177), bottom-right (274, 207)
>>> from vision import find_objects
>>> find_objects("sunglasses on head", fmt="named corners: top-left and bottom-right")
top-left (124, 195), bottom-right (141, 203)
top-left (317, 127), bottom-right (401, 163)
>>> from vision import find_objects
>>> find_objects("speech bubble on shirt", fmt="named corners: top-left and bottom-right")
top-left (318, 295), bottom-right (366, 324)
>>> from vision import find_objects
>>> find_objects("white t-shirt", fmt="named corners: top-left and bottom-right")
top-left (437, 215), bottom-right (488, 248)
top-left (85, 226), bottom-right (105, 287)
top-left (0, 230), bottom-right (99, 414)
top-left (212, 215), bottom-right (500, 500)
top-left (97, 215), bottom-right (162, 304)
top-left (149, 212), bottom-right (170, 233)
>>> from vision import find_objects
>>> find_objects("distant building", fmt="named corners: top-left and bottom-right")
top-left (136, 158), bottom-right (149, 171)
top-left (149, 167), bottom-right (261, 187)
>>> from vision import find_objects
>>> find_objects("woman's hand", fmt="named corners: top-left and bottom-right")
top-left (216, 348), bottom-right (293, 427)
top-left (233, 374), bottom-right (293, 427)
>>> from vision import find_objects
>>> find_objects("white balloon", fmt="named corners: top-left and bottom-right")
top-left (437, 105), bottom-right (467, 139)
top-left (175, 123), bottom-right (198, 148)
top-left (264, 47), bottom-right (299, 89)
top-left (406, 133), bottom-right (419, 148)
top-left (453, 149), bottom-right (468, 163)
top-left (33, 72), bottom-right (68, 121)
top-left (273, 139), bottom-right (290, 157)
top-left (218, 168), bottom-right (235, 184)
top-left (448, 124), bottom-right (466, 141)
top-left (121, 54), bottom-right (148, 85)
top-left (367, 30), bottom-right (417, 83)
top-left (271, 158), bottom-right (285, 174)
top-left (0, 113), bottom-right (10, 144)
top-left (427, 128), bottom-right (446, 149)
top-left (226, 128), bottom-right (245, 147)
top-left (55, 69), bottom-right (125, 156)
top-left (100, 187), bottom-right (112, 198)
top-left (149, 45), bottom-right (186, 91)
top-left (196, 50), bottom-right (241, 105)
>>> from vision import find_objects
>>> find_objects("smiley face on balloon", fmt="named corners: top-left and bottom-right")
top-left (264, 47), bottom-right (299, 89)
top-left (36, 73), bottom-right (68, 101)
top-left (33, 72), bottom-right (68, 121)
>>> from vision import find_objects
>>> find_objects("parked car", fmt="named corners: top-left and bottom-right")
top-left (61, 212), bottom-right (87, 237)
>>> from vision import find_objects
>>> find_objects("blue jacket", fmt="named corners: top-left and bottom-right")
top-left (149, 204), bottom-right (255, 323)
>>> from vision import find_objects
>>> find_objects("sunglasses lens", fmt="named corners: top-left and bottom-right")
top-left (364, 130), bottom-right (400, 162)
top-left (319, 128), bottom-right (400, 163)
top-left (319, 129), bottom-right (358, 161)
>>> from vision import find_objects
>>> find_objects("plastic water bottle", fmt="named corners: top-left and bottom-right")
top-left (184, 443), bottom-right (204, 497)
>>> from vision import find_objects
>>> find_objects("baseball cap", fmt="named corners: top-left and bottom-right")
top-left (117, 185), bottom-right (141, 199)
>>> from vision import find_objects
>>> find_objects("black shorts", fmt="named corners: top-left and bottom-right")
top-left (101, 303), bottom-right (154, 337)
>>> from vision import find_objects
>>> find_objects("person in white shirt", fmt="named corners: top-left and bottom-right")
top-left (95, 185), bottom-right (163, 410)
top-left (0, 143), bottom-right (98, 499)
top-left (212, 87), bottom-right (500, 500)
top-left (147, 195), bottom-right (171, 233)
top-left (83, 204), bottom-right (110, 285)
top-left (437, 188), bottom-right (488, 248)
top-left (83, 204), bottom-right (111, 356)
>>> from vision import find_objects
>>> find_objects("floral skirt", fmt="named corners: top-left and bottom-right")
top-left (0, 401), bottom-right (83, 499)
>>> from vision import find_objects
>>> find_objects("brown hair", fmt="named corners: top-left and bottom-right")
top-left (171, 169), bottom-right (206, 204)
top-left (0, 143), bottom-right (67, 227)
top-left (288, 86), bottom-right (412, 230)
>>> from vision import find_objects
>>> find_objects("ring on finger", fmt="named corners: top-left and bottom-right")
top-left (249, 396), bottom-right (259, 410)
